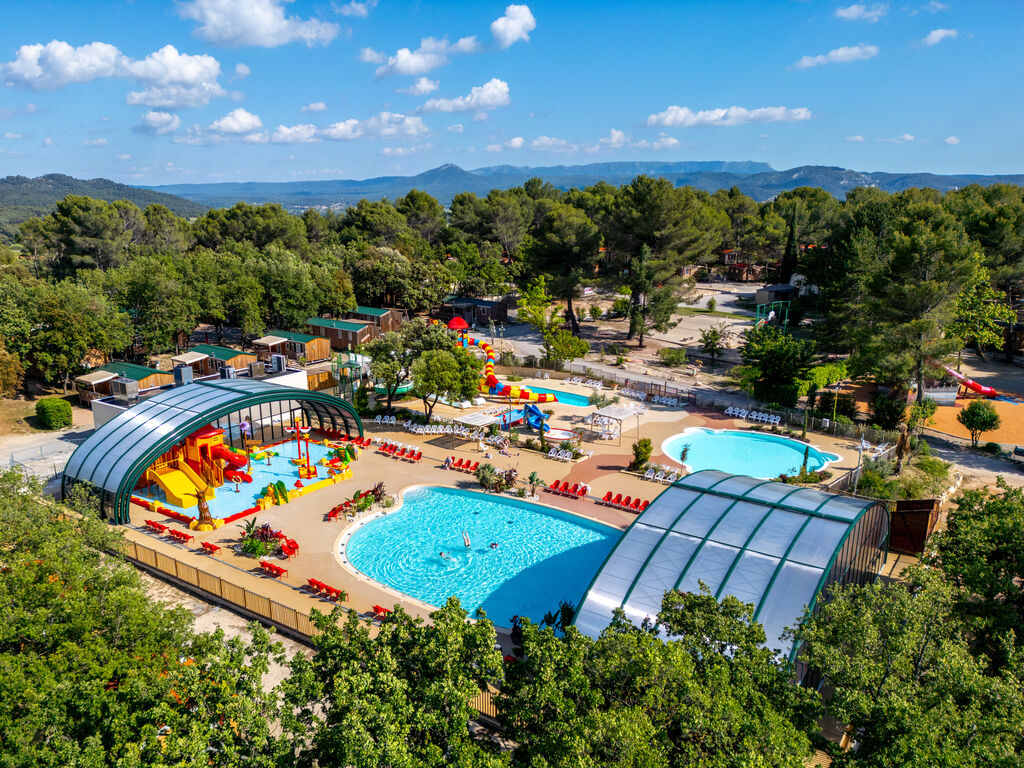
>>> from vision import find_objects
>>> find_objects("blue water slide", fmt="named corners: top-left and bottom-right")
top-left (524, 403), bottom-right (550, 432)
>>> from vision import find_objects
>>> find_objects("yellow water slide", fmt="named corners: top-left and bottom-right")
top-left (147, 460), bottom-right (214, 508)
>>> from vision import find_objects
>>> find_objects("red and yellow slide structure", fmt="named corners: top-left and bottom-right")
top-left (461, 335), bottom-right (558, 403)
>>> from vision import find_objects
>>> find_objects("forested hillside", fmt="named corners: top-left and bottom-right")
top-left (0, 173), bottom-right (206, 241)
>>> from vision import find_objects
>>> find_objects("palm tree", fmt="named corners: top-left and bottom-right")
top-left (476, 463), bottom-right (497, 492)
top-left (527, 471), bottom-right (542, 497)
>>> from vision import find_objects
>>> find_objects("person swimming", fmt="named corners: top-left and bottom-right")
top-left (489, 542), bottom-right (499, 549)
top-left (439, 551), bottom-right (451, 560)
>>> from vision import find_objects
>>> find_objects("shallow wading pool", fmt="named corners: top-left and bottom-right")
top-left (343, 486), bottom-right (621, 626)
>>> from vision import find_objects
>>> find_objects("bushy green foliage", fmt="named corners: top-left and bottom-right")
top-left (657, 346), bottom-right (689, 366)
top-left (813, 391), bottom-right (859, 421)
top-left (957, 399), bottom-right (1001, 448)
top-left (740, 325), bottom-right (816, 407)
top-left (629, 437), bottom-right (653, 471)
top-left (869, 389), bottom-right (908, 430)
top-left (34, 397), bottom-right (71, 429)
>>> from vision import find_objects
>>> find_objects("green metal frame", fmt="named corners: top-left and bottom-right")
top-left (63, 384), bottom-right (362, 524)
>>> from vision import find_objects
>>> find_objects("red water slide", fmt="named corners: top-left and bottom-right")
top-left (212, 444), bottom-right (248, 468)
top-left (940, 363), bottom-right (998, 398)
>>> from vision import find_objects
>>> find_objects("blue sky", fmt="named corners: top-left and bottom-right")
top-left (0, 0), bottom-right (1020, 184)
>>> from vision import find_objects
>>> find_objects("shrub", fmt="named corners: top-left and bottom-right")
top-left (657, 347), bottom-right (689, 367)
top-left (589, 305), bottom-right (603, 321)
top-left (611, 297), bottom-right (630, 317)
top-left (814, 392), bottom-right (859, 421)
top-left (35, 397), bottom-right (72, 430)
top-left (615, 355), bottom-right (626, 367)
top-left (982, 441), bottom-right (1003, 455)
top-left (499, 351), bottom-right (519, 366)
top-left (506, 374), bottom-right (523, 382)
top-left (522, 437), bottom-right (539, 451)
top-left (629, 438), bottom-right (653, 471)
top-left (515, 487), bottom-right (527, 498)
top-left (353, 386), bottom-right (370, 415)
top-left (706, 297), bottom-right (717, 313)
top-left (240, 537), bottom-right (271, 558)
top-left (916, 456), bottom-right (950, 480)
top-left (869, 391), bottom-right (908, 431)
top-left (915, 438), bottom-right (932, 457)
top-left (508, 428), bottom-right (520, 443)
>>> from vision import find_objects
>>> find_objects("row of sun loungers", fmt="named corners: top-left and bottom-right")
top-left (642, 468), bottom-right (680, 484)
top-left (564, 376), bottom-right (604, 388)
top-left (377, 442), bottom-right (422, 462)
top-left (546, 447), bottom-right (575, 461)
top-left (409, 423), bottom-right (475, 437)
top-left (544, 480), bottom-right (589, 498)
top-left (306, 578), bottom-right (346, 601)
top-left (447, 457), bottom-right (480, 473)
top-left (599, 492), bottom-right (650, 512)
top-left (621, 388), bottom-right (684, 407)
top-left (726, 407), bottom-right (782, 425)
top-left (329, 434), bottom-right (372, 447)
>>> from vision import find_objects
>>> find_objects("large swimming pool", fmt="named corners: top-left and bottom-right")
top-left (526, 386), bottom-right (591, 407)
top-left (662, 428), bottom-right (840, 479)
top-left (344, 486), bottom-right (620, 626)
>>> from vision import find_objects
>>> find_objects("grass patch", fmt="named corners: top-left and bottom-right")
top-left (676, 307), bottom-right (746, 319)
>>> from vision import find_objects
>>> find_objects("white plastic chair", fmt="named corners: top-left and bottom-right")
top-left (643, 468), bottom-right (655, 480)
top-left (654, 471), bottom-right (665, 482)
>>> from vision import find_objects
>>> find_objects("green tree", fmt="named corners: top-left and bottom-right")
top-left (628, 437), bottom-right (653, 471)
top-left (626, 245), bottom-right (686, 348)
top-left (699, 324), bottom-right (729, 364)
top-left (796, 572), bottom-right (1024, 768)
top-left (739, 325), bottom-right (816, 407)
top-left (949, 256), bottom-right (1014, 364)
top-left (395, 188), bottom-right (446, 245)
top-left (280, 599), bottom-right (505, 767)
top-left (411, 348), bottom-right (483, 419)
top-left (0, 341), bottom-right (25, 397)
top-left (516, 276), bottom-right (589, 361)
top-left (546, 329), bottom-right (590, 362)
top-left (367, 320), bottom-right (454, 412)
top-left (957, 399), bottom-right (1001, 448)
top-left (770, 187), bottom-right (839, 283)
top-left (31, 281), bottom-right (132, 392)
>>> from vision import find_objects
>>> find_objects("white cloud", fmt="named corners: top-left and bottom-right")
top-left (371, 36), bottom-right (479, 77)
top-left (471, 111), bottom-right (489, 122)
top-left (532, 135), bottom-right (577, 152)
top-left (835, 4), bottom-right (888, 22)
top-left (334, 0), bottom-right (377, 17)
top-left (421, 78), bottom-right (510, 113)
top-left (486, 135), bottom-right (524, 152)
top-left (598, 128), bottom-right (628, 148)
top-left (491, 4), bottom-right (536, 48)
top-left (3, 132), bottom-right (23, 140)
top-left (398, 77), bottom-right (439, 95)
top-left (793, 44), bottom-right (879, 69)
top-left (922, 28), bottom-right (957, 46)
top-left (210, 107), bottom-right (262, 133)
top-left (846, 135), bottom-right (865, 142)
top-left (646, 104), bottom-right (811, 127)
top-left (83, 137), bottom-right (108, 146)
top-left (319, 111), bottom-right (428, 140)
top-left (924, 1), bottom-right (947, 12)
top-left (301, 101), bottom-right (328, 112)
top-left (879, 133), bottom-right (914, 143)
top-left (234, 62), bottom-right (251, 79)
top-left (1, 41), bottom-right (231, 108)
top-left (116, 153), bottom-right (131, 160)
top-left (241, 131), bottom-right (269, 143)
top-left (359, 47), bottom-right (385, 63)
top-left (125, 82), bottom-right (230, 108)
top-left (178, 0), bottom-right (338, 47)
top-left (944, 135), bottom-right (960, 145)
top-left (41, 136), bottom-right (53, 146)
top-left (379, 143), bottom-right (430, 157)
top-left (447, 123), bottom-right (464, 133)
top-left (272, 123), bottom-right (318, 143)
top-left (138, 110), bottom-right (182, 134)
top-left (632, 133), bottom-right (680, 151)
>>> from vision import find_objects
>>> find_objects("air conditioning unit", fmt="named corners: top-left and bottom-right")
top-left (173, 365), bottom-right (193, 387)
top-left (109, 377), bottom-right (139, 401)
top-left (248, 361), bottom-right (266, 379)
top-left (220, 365), bottom-right (237, 379)
top-left (270, 354), bottom-right (288, 373)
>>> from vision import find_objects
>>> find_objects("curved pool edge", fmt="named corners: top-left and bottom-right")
top-left (333, 482), bottom-right (625, 628)
top-left (660, 426), bottom-right (842, 480)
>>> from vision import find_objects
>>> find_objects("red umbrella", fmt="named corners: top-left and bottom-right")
top-left (447, 316), bottom-right (469, 330)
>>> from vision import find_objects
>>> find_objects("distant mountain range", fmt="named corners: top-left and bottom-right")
top-left (146, 161), bottom-right (1024, 211)
top-left (0, 173), bottom-right (206, 240)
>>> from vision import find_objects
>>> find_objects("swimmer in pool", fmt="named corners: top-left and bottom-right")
top-left (489, 542), bottom-right (499, 549)
top-left (439, 551), bottom-right (451, 560)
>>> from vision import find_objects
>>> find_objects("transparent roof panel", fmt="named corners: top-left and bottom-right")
top-left (713, 475), bottom-right (767, 497)
top-left (818, 496), bottom-right (872, 521)
top-left (743, 482), bottom-right (805, 506)
top-left (709, 501), bottom-right (773, 548)
top-left (623, 532), bottom-right (701, 619)
top-left (677, 470), bottom-right (731, 490)
top-left (639, 486), bottom-right (703, 530)
top-left (778, 487), bottom-right (833, 513)
top-left (747, 508), bottom-right (808, 558)
top-left (787, 517), bottom-right (850, 568)
top-left (672, 494), bottom-right (734, 538)
top-left (757, 561), bottom-right (825, 655)
top-left (677, 541), bottom-right (739, 595)
top-left (720, 550), bottom-right (779, 606)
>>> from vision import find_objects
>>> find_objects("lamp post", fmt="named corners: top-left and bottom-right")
top-left (853, 439), bottom-right (867, 495)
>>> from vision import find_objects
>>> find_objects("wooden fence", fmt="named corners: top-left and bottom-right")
top-left (117, 537), bottom-right (499, 722)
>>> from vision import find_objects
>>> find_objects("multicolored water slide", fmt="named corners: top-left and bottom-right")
top-left (461, 335), bottom-right (558, 403)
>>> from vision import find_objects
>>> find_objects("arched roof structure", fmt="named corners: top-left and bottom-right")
top-left (62, 378), bottom-right (362, 524)
top-left (574, 470), bottom-right (889, 664)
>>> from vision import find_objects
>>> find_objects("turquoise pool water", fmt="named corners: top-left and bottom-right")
top-left (135, 440), bottom-right (337, 519)
top-left (662, 428), bottom-right (840, 479)
top-left (526, 386), bottom-right (591, 407)
top-left (344, 486), bottom-right (620, 625)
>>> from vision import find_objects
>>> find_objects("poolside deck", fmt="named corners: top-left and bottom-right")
top-left (123, 378), bottom-right (864, 632)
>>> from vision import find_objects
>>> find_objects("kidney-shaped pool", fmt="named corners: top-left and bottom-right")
top-left (662, 427), bottom-right (841, 479)
top-left (343, 486), bottom-right (620, 626)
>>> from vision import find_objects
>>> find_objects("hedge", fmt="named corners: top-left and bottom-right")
top-left (36, 398), bottom-right (72, 430)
